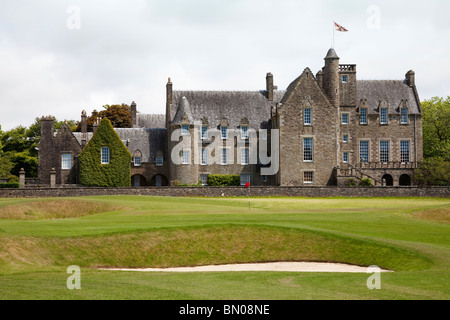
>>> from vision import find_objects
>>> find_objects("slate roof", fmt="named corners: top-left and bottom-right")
top-left (170, 90), bottom-right (285, 129)
top-left (73, 128), bottom-right (167, 163)
top-left (357, 80), bottom-right (421, 114)
top-left (136, 114), bottom-right (165, 128)
top-left (115, 128), bottom-right (167, 162)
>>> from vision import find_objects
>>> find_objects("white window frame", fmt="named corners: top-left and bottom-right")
top-left (343, 134), bottom-right (348, 143)
top-left (241, 126), bottom-right (249, 140)
top-left (181, 124), bottom-right (190, 135)
top-left (181, 150), bottom-right (190, 165)
top-left (380, 108), bottom-right (388, 124)
top-left (201, 148), bottom-right (208, 165)
top-left (201, 126), bottom-right (208, 140)
top-left (241, 148), bottom-right (249, 165)
top-left (220, 147), bottom-right (228, 165)
top-left (200, 174), bottom-right (209, 186)
top-left (401, 108), bottom-right (409, 124)
top-left (303, 171), bottom-right (314, 184)
top-left (304, 108), bottom-right (312, 125)
top-left (343, 152), bottom-right (349, 163)
top-left (359, 140), bottom-right (369, 162)
top-left (400, 140), bottom-right (410, 163)
top-left (303, 137), bottom-right (314, 162)
top-left (360, 108), bottom-right (368, 125)
top-left (101, 147), bottom-right (110, 164)
top-left (61, 153), bottom-right (72, 170)
top-left (380, 140), bottom-right (390, 163)
top-left (221, 126), bottom-right (228, 140)
top-left (134, 156), bottom-right (142, 166)
top-left (341, 113), bottom-right (349, 125)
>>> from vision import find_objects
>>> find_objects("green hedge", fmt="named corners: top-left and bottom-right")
top-left (207, 174), bottom-right (240, 186)
top-left (0, 182), bottom-right (20, 188)
top-left (78, 118), bottom-right (132, 187)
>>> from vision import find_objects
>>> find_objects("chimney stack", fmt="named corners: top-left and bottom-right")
top-left (130, 101), bottom-right (137, 128)
top-left (81, 110), bottom-right (87, 148)
top-left (266, 73), bottom-right (274, 101)
top-left (405, 70), bottom-right (415, 87)
top-left (166, 77), bottom-right (173, 128)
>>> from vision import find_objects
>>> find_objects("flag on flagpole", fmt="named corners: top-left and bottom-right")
top-left (334, 21), bottom-right (348, 32)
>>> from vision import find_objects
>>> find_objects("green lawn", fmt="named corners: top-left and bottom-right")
top-left (0, 196), bottom-right (449, 300)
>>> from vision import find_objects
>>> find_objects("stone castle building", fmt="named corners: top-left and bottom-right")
top-left (38, 48), bottom-right (423, 187)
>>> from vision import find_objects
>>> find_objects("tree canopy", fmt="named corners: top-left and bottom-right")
top-left (421, 96), bottom-right (450, 161)
top-left (76, 104), bottom-right (131, 132)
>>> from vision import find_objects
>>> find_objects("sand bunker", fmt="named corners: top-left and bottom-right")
top-left (102, 262), bottom-right (392, 273)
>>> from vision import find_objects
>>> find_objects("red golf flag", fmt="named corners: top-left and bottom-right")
top-left (245, 182), bottom-right (250, 188)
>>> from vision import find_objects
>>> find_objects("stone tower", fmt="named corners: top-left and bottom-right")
top-left (322, 48), bottom-right (340, 107)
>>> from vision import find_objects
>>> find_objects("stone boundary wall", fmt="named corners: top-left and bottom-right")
top-left (0, 186), bottom-right (448, 198)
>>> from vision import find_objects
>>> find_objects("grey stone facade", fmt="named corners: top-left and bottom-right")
top-left (37, 48), bottom-right (423, 187)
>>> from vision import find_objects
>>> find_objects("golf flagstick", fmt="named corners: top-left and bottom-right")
top-left (245, 182), bottom-right (250, 211)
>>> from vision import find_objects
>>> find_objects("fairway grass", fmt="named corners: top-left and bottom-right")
top-left (0, 196), bottom-right (449, 300)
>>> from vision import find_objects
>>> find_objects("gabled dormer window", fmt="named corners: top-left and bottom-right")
top-left (181, 124), bottom-right (189, 135)
top-left (360, 108), bottom-right (368, 125)
top-left (380, 108), bottom-right (388, 124)
top-left (241, 126), bottom-right (249, 140)
top-left (401, 107), bottom-right (408, 124)
top-left (201, 126), bottom-right (208, 139)
top-left (221, 126), bottom-right (228, 139)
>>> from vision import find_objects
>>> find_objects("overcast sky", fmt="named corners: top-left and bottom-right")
top-left (0, 0), bottom-right (449, 130)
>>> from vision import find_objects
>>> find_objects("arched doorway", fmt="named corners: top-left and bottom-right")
top-left (382, 174), bottom-right (393, 186)
top-left (150, 174), bottom-right (168, 186)
top-left (399, 174), bottom-right (411, 186)
top-left (131, 174), bottom-right (147, 187)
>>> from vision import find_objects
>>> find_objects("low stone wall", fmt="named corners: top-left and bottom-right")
top-left (0, 186), bottom-right (448, 198)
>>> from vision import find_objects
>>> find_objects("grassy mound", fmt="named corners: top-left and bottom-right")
top-left (0, 199), bottom-right (121, 220)
top-left (0, 225), bottom-right (432, 272)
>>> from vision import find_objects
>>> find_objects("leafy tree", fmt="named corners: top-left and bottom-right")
top-left (421, 96), bottom-right (450, 161)
top-left (0, 117), bottom-right (76, 179)
top-left (76, 104), bottom-right (131, 131)
top-left (414, 157), bottom-right (450, 186)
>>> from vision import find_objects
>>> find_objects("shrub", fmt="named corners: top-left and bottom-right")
top-left (346, 178), bottom-right (358, 187)
top-left (0, 183), bottom-right (20, 189)
top-left (8, 175), bottom-right (19, 183)
top-left (359, 177), bottom-right (373, 187)
top-left (207, 174), bottom-right (240, 186)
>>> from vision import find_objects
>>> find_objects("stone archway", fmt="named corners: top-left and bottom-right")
top-left (399, 174), bottom-right (411, 186)
top-left (150, 174), bottom-right (168, 187)
top-left (382, 174), bottom-right (393, 186)
top-left (131, 174), bottom-right (147, 187)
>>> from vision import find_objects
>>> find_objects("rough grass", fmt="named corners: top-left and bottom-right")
top-left (413, 207), bottom-right (450, 224)
top-left (0, 199), bottom-right (121, 220)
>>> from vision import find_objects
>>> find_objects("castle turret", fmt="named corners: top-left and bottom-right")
top-left (322, 48), bottom-right (340, 107)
